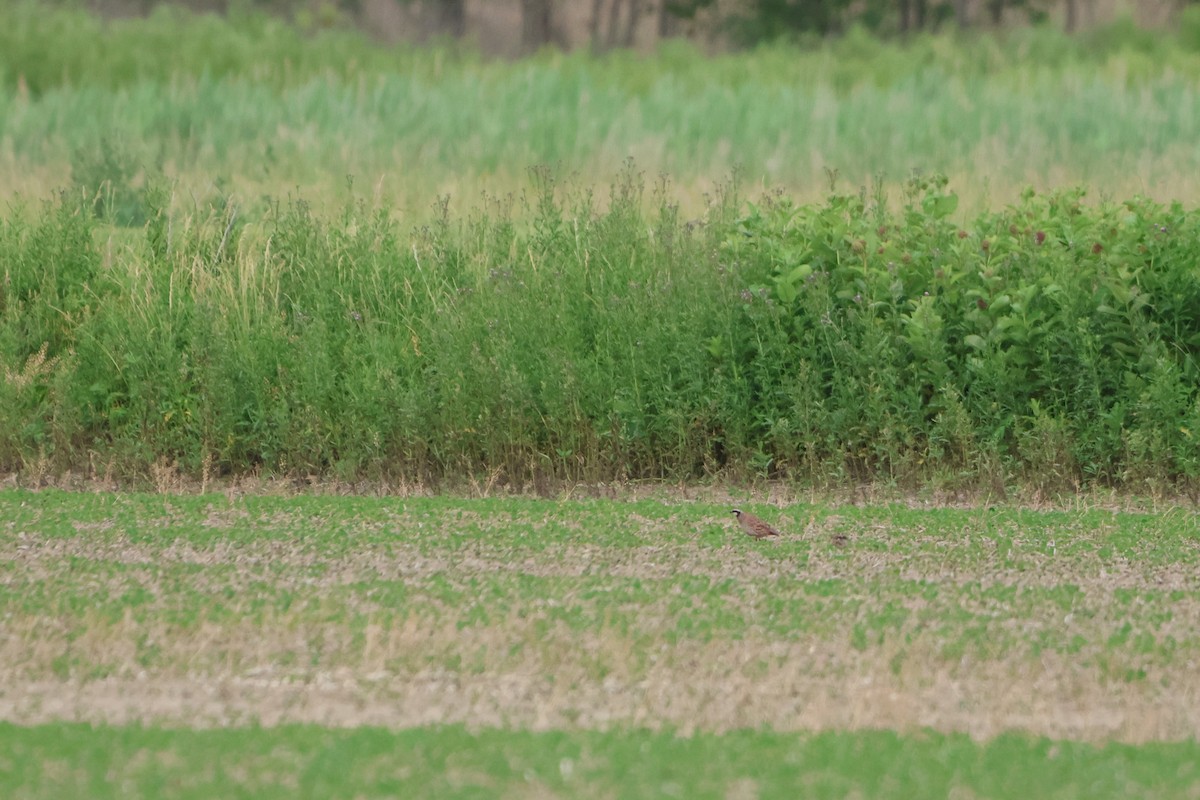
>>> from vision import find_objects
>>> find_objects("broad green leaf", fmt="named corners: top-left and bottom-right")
top-left (923, 192), bottom-right (959, 220)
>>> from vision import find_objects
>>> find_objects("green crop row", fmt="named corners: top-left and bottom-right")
top-left (6, 722), bottom-right (1198, 800)
top-left (1, 172), bottom-right (1198, 491)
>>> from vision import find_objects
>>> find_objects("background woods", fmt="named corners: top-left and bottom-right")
top-left (78, 0), bottom-right (1185, 53)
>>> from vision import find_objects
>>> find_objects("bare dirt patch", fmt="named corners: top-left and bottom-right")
top-left (2, 638), bottom-right (1196, 743)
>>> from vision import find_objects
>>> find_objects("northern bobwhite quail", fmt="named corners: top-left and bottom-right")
top-left (731, 509), bottom-right (784, 539)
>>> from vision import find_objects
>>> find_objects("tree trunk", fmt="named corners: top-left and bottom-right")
top-left (521, 0), bottom-right (554, 51)
top-left (988, 0), bottom-right (1004, 25)
top-left (606, 0), bottom-right (623, 48)
top-left (658, 0), bottom-right (678, 37)
top-left (622, 0), bottom-right (644, 46)
top-left (1064, 0), bottom-right (1078, 32)
top-left (435, 0), bottom-right (466, 38)
top-left (955, 0), bottom-right (969, 28)
top-left (590, 0), bottom-right (606, 47)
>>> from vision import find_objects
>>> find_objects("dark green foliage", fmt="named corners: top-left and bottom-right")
top-left (719, 178), bottom-right (1200, 486)
top-left (1, 173), bottom-right (1198, 490)
top-left (0, 197), bottom-right (104, 466)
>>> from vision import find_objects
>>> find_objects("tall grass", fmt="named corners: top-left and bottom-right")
top-left (1, 169), bottom-right (1198, 491)
top-left (4, 5), bottom-right (1200, 210)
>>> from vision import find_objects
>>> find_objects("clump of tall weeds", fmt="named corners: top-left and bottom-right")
top-left (0, 170), bottom-right (1197, 493)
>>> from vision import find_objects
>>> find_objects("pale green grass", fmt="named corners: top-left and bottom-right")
top-left (6, 67), bottom-right (1200, 217)
top-left (5, 15), bottom-right (1200, 215)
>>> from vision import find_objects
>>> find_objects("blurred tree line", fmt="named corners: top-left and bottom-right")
top-left (84, 0), bottom-right (1183, 50)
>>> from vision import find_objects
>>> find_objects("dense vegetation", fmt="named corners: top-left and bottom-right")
top-left (6, 12), bottom-right (1200, 795)
top-left (1, 4), bottom-right (1199, 492)
top-left (1, 170), bottom-right (1197, 491)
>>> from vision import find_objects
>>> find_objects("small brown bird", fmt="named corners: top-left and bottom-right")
top-left (731, 509), bottom-right (784, 540)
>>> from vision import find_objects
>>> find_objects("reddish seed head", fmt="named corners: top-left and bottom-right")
top-left (1009, 224), bottom-right (1019, 236)
top-left (957, 230), bottom-right (968, 239)
top-left (981, 239), bottom-right (990, 251)
top-left (1092, 243), bottom-right (1103, 254)
top-left (1035, 231), bottom-right (1046, 245)
top-left (977, 298), bottom-right (988, 310)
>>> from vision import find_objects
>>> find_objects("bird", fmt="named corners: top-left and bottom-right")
top-left (731, 509), bottom-right (784, 540)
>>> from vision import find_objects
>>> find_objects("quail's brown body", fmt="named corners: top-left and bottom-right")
top-left (731, 509), bottom-right (784, 539)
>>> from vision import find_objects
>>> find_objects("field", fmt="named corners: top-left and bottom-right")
top-left (2, 8), bottom-right (1200, 491)
top-left (3, 488), bottom-right (1200, 797)
top-left (4, 4), bottom-right (1200, 795)
top-left (5, 6), bottom-right (1200, 214)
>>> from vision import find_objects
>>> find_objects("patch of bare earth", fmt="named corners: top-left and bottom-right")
top-left (4, 511), bottom-right (1200, 743)
top-left (3, 645), bottom-right (1197, 743)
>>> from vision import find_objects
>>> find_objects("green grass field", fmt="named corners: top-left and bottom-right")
top-left (3, 488), bottom-right (1200, 796)
top-left (4, 7), bottom-right (1200, 795)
